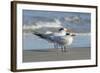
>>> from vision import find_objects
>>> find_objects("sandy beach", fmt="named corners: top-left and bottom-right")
top-left (23, 47), bottom-right (90, 62)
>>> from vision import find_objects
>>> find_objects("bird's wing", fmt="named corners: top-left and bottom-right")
top-left (33, 31), bottom-right (54, 41)
top-left (33, 31), bottom-right (69, 45)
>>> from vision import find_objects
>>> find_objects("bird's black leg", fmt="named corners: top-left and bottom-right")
top-left (55, 43), bottom-right (58, 49)
top-left (54, 43), bottom-right (56, 49)
top-left (64, 46), bottom-right (67, 52)
top-left (56, 43), bottom-right (58, 49)
top-left (61, 45), bottom-right (63, 52)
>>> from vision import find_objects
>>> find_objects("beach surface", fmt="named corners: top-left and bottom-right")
top-left (23, 47), bottom-right (90, 62)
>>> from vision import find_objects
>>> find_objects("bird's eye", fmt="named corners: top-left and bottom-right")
top-left (66, 33), bottom-right (70, 35)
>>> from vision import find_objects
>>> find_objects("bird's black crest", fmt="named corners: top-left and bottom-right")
top-left (59, 28), bottom-right (64, 31)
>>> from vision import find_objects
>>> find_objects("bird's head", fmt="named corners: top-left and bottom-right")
top-left (59, 28), bottom-right (68, 32)
top-left (59, 28), bottom-right (73, 33)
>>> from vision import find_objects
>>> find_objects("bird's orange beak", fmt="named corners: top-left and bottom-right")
top-left (65, 29), bottom-right (73, 33)
top-left (71, 33), bottom-right (76, 36)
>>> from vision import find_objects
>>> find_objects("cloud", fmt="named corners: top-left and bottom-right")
top-left (23, 18), bottom-right (62, 33)
top-left (64, 16), bottom-right (81, 24)
top-left (35, 18), bottom-right (62, 28)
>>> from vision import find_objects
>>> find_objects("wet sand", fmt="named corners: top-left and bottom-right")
top-left (23, 47), bottom-right (91, 62)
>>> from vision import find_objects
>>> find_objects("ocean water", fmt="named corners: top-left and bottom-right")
top-left (22, 10), bottom-right (91, 50)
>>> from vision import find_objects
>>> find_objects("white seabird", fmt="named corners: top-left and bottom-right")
top-left (33, 28), bottom-right (76, 52)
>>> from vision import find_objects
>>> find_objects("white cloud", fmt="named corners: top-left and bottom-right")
top-left (23, 18), bottom-right (63, 33)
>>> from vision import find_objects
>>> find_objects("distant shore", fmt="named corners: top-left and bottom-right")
top-left (23, 47), bottom-right (90, 62)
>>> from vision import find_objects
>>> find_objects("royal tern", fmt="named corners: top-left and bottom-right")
top-left (33, 28), bottom-right (76, 52)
